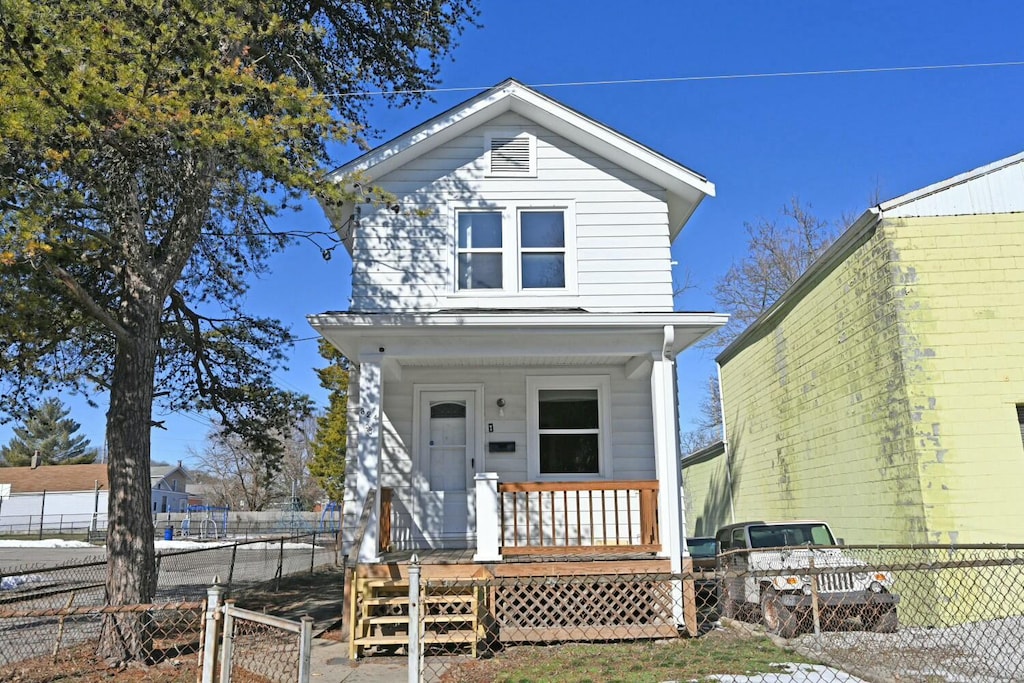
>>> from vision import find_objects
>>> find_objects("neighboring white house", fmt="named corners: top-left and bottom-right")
top-left (0, 462), bottom-right (192, 533)
top-left (150, 464), bottom-right (192, 514)
top-left (309, 79), bottom-right (727, 571)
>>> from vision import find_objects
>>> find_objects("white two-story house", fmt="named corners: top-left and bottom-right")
top-left (309, 79), bottom-right (724, 587)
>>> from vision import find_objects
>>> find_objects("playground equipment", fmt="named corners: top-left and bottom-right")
top-left (182, 505), bottom-right (230, 539)
top-left (319, 501), bottom-right (341, 533)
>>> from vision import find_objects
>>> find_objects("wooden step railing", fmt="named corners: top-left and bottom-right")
top-left (497, 480), bottom-right (660, 556)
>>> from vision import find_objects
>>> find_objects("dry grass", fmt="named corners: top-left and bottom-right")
top-left (439, 627), bottom-right (817, 683)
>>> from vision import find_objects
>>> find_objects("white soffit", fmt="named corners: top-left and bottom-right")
top-left (308, 311), bottom-right (727, 361)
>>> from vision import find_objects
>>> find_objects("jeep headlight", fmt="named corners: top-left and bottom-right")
top-left (775, 576), bottom-right (808, 591)
top-left (869, 581), bottom-right (884, 593)
top-left (801, 584), bottom-right (813, 596)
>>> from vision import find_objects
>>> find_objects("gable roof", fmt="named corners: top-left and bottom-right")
top-left (151, 464), bottom-right (193, 486)
top-left (325, 78), bottom-right (715, 240)
top-left (0, 464), bottom-right (108, 494)
top-left (717, 149), bottom-right (1024, 364)
top-left (0, 463), bottom-right (192, 494)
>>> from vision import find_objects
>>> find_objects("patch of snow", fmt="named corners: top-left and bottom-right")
top-left (155, 540), bottom-right (233, 550)
top-left (1, 574), bottom-right (43, 591)
top-left (0, 539), bottom-right (98, 549)
top-left (709, 662), bottom-right (867, 682)
top-left (154, 540), bottom-right (314, 551)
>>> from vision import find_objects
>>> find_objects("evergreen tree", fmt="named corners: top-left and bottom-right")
top-left (309, 339), bottom-right (349, 504)
top-left (0, 398), bottom-right (98, 466)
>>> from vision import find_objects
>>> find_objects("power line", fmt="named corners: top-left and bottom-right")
top-left (329, 60), bottom-right (1024, 98)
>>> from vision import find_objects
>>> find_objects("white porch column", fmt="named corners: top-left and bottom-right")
top-left (651, 327), bottom-right (684, 574)
top-left (355, 352), bottom-right (384, 563)
top-left (473, 473), bottom-right (503, 562)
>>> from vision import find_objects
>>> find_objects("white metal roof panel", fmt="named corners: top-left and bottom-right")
top-left (882, 150), bottom-right (1024, 217)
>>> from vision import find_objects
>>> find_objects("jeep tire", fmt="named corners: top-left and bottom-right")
top-left (760, 588), bottom-right (800, 638)
top-left (862, 605), bottom-right (898, 633)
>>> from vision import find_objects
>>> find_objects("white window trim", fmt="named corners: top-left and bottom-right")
top-left (526, 375), bottom-right (612, 481)
top-left (485, 130), bottom-right (536, 178)
top-left (449, 201), bottom-right (577, 299)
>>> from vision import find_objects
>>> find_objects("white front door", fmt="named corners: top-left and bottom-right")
top-left (419, 390), bottom-right (477, 546)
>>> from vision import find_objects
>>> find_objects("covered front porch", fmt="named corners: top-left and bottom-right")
top-left (309, 310), bottom-right (725, 573)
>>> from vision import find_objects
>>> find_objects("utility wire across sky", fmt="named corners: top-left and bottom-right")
top-left (330, 60), bottom-right (1024, 98)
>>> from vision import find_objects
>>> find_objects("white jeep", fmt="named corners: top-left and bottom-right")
top-left (715, 521), bottom-right (899, 638)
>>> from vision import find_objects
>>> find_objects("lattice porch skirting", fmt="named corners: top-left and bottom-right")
top-left (491, 574), bottom-right (680, 642)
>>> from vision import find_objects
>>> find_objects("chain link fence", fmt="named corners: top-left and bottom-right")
top-left (0, 600), bottom-right (205, 678)
top-left (0, 532), bottom-right (339, 674)
top-left (376, 545), bottom-right (1024, 682)
top-left (219, 598), bottom-right (313, 683)
top-left (0, 510), bottom-right (342, 540)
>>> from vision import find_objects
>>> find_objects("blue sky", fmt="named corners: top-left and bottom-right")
top-left (4, 1), bottom-right (1022, 464)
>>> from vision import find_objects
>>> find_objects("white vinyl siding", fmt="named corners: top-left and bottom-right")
top-left (350, 112), bottom-right (674, 313)
top-left (339, 363), bottom-right (656, 552)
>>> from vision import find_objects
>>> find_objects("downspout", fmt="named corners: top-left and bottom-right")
top-left (716, 361), bottom-right (736, 525)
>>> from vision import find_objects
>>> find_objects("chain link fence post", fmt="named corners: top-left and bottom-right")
top-left (276, 538), bottom-right (285, 591)
top-left (219, 599), bottom-right (236, 683)
top-left (408, 553), bottom-right (421, 683)
top-left (227, 542), bottom-right (237, 589)
top-left (809, 553), bottom-right (821, 637)
top-left (201, 583), bottom-right (224, 683)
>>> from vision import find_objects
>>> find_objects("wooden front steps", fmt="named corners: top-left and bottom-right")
top-left (348, 577), bottom-right (487, 659)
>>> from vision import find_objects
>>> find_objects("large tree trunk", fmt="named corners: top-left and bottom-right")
top-left (98, 305), bottom-right (160, 664)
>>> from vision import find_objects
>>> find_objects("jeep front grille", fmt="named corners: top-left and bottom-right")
top-left (817, 571), bottom-right (854, 592)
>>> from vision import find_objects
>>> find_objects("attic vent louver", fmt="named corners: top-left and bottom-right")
top-left (488, 134), bottom-right (535, 176)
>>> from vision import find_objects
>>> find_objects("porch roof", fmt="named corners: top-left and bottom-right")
top-left (308, 310), bottom-right (727, 369)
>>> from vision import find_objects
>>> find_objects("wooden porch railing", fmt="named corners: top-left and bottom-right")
top-left (498, 480), bottom-right (660, 556)
top-left (379, 487), bottom-right (392, 553)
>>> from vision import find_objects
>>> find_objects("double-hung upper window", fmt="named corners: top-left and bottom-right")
top-left (527, 376), bottom-right (610, 479)
top-left (454, 203), bottom-right (575, 294)
top-left (519, 211), bottom-right (566, 288)
top-left (457, 212), bottom-right (503, 289)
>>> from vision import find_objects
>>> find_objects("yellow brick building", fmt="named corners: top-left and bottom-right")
top-left (684, 152), bottom-right (1024, 546)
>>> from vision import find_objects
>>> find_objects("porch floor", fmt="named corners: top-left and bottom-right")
top-left (379, 548), bottom-right (666, 565)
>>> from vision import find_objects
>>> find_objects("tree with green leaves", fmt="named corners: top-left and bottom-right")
top-left (309, 339), bottom-right (349, 504)
top-left (0, 398), bottom-right (99, 466)
top-left (0, 0), bottom-right (477, 663)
